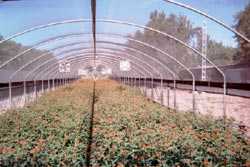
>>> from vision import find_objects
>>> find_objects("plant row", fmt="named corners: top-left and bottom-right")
top-left (90, 79), bottom-right (250, 166)
top-left (0, 79), bottom-right (249, 166)
top-left (0, 79), bottom-right (94, 166)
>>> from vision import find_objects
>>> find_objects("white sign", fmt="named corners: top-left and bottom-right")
top-left (120, 59), bottom-right (131, 71)
top-left (78, 69), bottom-right (88, 75)
top-left (59, 60), bottom-right (70, 72)
top-left (106, 68), bottom-right (112, 74)
top-left (101, 68), bottom-right (112, 75)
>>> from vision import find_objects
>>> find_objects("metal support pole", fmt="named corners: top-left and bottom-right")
top-left (134, 78), bottom-right (137, 87)
top-left (174, 79), bottom-right (176, 110)
top-left (223, 82), bottom-right (226, 116)
top-left (42, 80), bottom-right (44, 93)
top-left (144, 77), bottom-right (146, 96)
top-left (23, 81), bottom-right (26, 105)
top-left (139, 77), bottom-right (140, 87)
top-left (9, 82), bottom-right (12, 109)
top-left (192, 80), bottom-right (195, 111)
top-left (34, 80), bottom-right (37, 98)
top-left (53, 79), bottom-right (55, 90)
top-left (160, 79), bottom-right (163, 105)
top-left (48, 80), bottom-right (50, 91)
top-left (167, 88), bottom-right (170, 108)
top-left (151, 78), bottom-right (154, 99)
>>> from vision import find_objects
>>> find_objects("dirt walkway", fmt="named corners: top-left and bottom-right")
top-left (143, 86), bottom-right (250, 136)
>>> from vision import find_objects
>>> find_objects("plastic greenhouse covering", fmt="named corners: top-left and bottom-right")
top-left (0, 0), bottom-right (250, 166)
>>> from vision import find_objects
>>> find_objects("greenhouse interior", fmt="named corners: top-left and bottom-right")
top-left (0, 0), bottom-right (250, 166)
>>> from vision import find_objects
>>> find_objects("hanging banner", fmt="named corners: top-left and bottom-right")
top-left (59, 60), bottom-right (70, 72)
top-left (78, 69), bottom-right (88, 75)
top-left (120, 59), bottom-right (131, 71)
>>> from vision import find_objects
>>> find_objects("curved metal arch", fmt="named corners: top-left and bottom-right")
top-left (18, 42), bottom-right (169, 105)
top-left (48, 59), bottom-right (136, 81)
top-left (0, 19), bottom-right (223, 82)
top-left (49, 58), bottom-right (148, 97)
top-left (10, 41), bottom-right (161, 82)
top-left (7, 37), bottom-right (182, 108)
top-left (48, 59), bottom-right (135, 81)
top-left (1, 19), bottom-right (227, 111)
top-left (54, 47), bottom-right (172, 104)
top-left (62, 43), bottom-right (177, 77)
top-left (15, 40), bottom-right (168, 83)
top-left (41, 54), bottom-right (153, 81)
top-left (164, 0), bottom-right (250, 43)
top-left (3, 33), bottom-right (176, 80)
top-left (43, 55), bottom-right (148, 83)
top-left (56, 48), bottom-right (163, 78)
top-left (43, 51), bottom-right (161, 95)
top-left (18, 44), bottom-right (156, 82)
top-left (7, 35), bottom-right (195, 109)
top-left (20, 57), bottom-right (144, 105)
top-left (40, 53), bottom-right (171, 106)
top-left (0, 33), bottom-right (89, 69)
top-left (96, 33), bottom-right (196, 110)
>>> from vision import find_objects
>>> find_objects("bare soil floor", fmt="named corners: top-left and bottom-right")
top-left (144, 87), bottom-right (250, 136)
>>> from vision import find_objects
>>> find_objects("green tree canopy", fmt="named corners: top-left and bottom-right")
top-left (126, 11), bottom-right (236, 77)
top-left (0, 35), bottom-right (56, 72)
top-left (234, 3), bottom-right (250, 63)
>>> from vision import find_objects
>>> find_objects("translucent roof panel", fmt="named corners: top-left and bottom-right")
top-left (0, 0), bottom-right (249, 83)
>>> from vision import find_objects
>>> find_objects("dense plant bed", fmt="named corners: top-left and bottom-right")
top-left (91, 79), bottom-right (250, 166)
top-left (0, 79), bottom-right (249, 166)
top-left (0, 79), bottom-right (94, 166)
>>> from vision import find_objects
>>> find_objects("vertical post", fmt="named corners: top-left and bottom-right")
top-left (48, 80), bottom-right (50, 91)
top-left (23, 81), bottom-right (26, 105)
top-left (223, 81), bottom-right (226, 117)
top-left (53, 79), bottom-right (55, 90)
top-left (134, 77), bottom-right (136, 88)
top-left (160, 79), bottom-right (163, 105)
top-left (34, 80), bottom-right (37, 98)
top-left (139, 77), bottom-right (140, 87)
top-left (174, 79), bottom-right (176, 110)
top-left (144, 77), bottom-right (146, 96)
top-left (167, 88), bottom-right (170, 108)
top-left (42, 80), bottom-right (44, 93)
top-left (9, 82), bottom-right (12, 109)
top-left (192, 80), bottom-right (195, 111)
top-left (151, 77), bottom-right (154, 99)
top-left (201, 20), bottom-right (207, 81)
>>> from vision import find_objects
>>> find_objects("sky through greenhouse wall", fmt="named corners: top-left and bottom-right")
top-left (0, 0), bottom-right (249, 83)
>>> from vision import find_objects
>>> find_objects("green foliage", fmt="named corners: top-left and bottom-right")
top-left (126, 11), bottom-right (236, 74)
top-left (0, 79), bottom-right (249, 166)
top-left (0, 35), bottom-right (55, 71)
top-left (90, 79), bottom-right (250, 166)
top-left (0, 80), bottom-right (94, 166)
top-left (206, 38), bottom-right (236, 65)
top-left (234, 3), bottom-right (250, 63)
